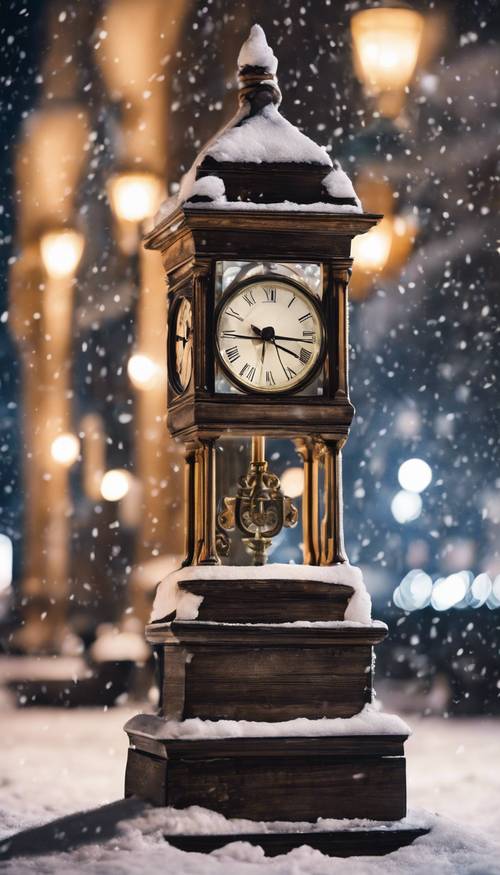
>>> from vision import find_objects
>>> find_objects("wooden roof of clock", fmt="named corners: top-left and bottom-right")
top-left (144, 25), bottom-right (381, 263)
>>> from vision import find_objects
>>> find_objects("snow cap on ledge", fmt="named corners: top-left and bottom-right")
top-left (150, 562), bottom-right (372, 625)
top-left (151, 25), bottom-right (361, 227)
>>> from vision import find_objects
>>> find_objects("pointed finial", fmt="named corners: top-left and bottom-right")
top-left (237, 24), bottom-right (281, 109)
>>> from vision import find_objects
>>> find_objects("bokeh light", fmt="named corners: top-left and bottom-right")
top-left (391, 489), bottom-right (422, 524)
top-left (280, 466), bottom-right (304, 499)
top-left (51, 433), bottom-right (80, 466)
top-left (100, 468), bottom-right (131, 501)
top-left (40, 229), bottom-right (84, 278)
top-left (398, 458), bottom-right (432, 493)
top-left (108, 172), bottom-right (162, 222)
top-left (127, 353), bottom-right (160, 390)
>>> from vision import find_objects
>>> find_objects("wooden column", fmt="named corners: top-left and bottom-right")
top-left (320, 439), bottom-right (347, 566)
top-left (182, 443), bottom-right (197, 567)
top-left (332, 264), bottom-right (351, 401)
top-left (295, 438), bottom-right (320, 566)
top-left (197, 438), bottom-right (220, 566)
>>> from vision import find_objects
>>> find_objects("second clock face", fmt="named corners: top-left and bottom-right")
top-left (171, 297), bottom-right (193, 392)
top-left (215, 276), bottom-right (325, 394)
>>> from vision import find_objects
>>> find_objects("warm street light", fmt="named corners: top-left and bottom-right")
top-left (100, 468), bottom-right (131, 502)
top-left (51, 433), bottom-right (80, 467)
top-left (351, 5), bottom-right (424, 116)
top-left (40, 229), bottom-right (84, 279)
top-left (108, 171), bottom-right (162, 223)
top-left (127, 353), bottom-right (160, 390)
top-left (351, 216), bottom-right (393, 275)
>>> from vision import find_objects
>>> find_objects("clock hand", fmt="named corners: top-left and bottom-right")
top-left (273, 335), bottom-right (313, 344)
top-left (271, 340), bottom-right (301, 361)
top-left (251, 323), bottom-right (302, 361)
top-left (221, 334), bottom-right (262, 341)
top-left (273, 339), bottom-right (289, 380)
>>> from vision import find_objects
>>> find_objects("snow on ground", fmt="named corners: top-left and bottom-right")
top-left (1, 695), bottom-right (500, 872)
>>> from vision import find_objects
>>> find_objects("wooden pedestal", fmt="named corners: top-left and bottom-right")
top-left (124, 575), bottom-right (415, 851)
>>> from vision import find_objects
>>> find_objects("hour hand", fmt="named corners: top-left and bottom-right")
top-left (251, 324), bottom-right (262, 337)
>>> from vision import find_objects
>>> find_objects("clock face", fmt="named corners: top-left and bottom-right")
top-left (215, 276), bottom-right (325, 394)
top-left (171, 297), bottom-right (193, 393)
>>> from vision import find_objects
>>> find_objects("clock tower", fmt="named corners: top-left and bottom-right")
top-left (124, 25), bottom-right (427, 856)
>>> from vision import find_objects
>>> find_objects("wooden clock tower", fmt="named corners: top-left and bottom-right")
top-left (124, 25), bottom-right (427, 855)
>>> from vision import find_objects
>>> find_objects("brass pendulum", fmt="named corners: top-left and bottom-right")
top-left (218, 436), bottom-right (298, 565)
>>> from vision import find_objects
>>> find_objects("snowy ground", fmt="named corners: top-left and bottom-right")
top-left (1, 693), bottom-right (500, 873)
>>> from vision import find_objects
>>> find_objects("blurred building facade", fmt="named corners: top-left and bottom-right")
top-left (0, 0), bottom-right (499, 710)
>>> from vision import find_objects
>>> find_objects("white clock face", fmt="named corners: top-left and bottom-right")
top-left (216, 276), bottom-right (325, 394)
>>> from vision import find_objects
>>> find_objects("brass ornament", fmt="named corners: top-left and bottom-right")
top-left (218, 436), bottom-right (298, 566)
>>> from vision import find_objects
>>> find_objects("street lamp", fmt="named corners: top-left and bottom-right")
top-left (349, 177), bottom-right (418, 300)
top-left (39, 228), bottom-right (84, 279)
top-left (108, 171), bottom-right (162, 223)
top-left (351, 4), bottom-right (424, 117)
top-left (351, 216), bottom-right (393, 275)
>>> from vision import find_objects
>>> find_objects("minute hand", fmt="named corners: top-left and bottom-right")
top-left (270, 339), bottom-right (301, 361)
top-left (273, 335), bottom-right (313, 344)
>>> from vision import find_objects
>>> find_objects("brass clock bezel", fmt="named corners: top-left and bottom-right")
top-left (168, 295), bottom-right (193, 395)
top-left (214, 273), bottom-right (327, 396)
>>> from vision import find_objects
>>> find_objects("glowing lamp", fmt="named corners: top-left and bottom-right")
top-left (100, 468), bottom-right (131, 502)
top-left (40, 229), bottom-right (84, 279)
top-left (108, 171), bottom-right (162, 222)
top-left (127, 353), bottom-right (160, 390)
top-left (350, 217), bottom-right (393, 275)
top-left (351, 5), bottom-right (424, 97)
top-left (51, 433), bottom-right (80, 466)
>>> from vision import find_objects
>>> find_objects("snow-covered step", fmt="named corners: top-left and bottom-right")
top-left (125, 710), bottom-right (408, 821)
top-left (171, 577), bottom-right (354, 624)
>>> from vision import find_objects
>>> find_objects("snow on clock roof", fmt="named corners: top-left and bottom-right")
top-left (204, 102), bottom-right (332, 166)
top-left (237, 23), bottom-right (278, 75)
top-left (151, 24), bottom-right (361, 228)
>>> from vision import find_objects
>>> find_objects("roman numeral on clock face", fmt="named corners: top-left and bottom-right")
top-left (225, 306), bottom-right (243, 321)
top-left (286, 367), bottom-right (297, 379)
top-left (266, 370), bottom-right (276, 386)
top-left (298, 312), bottom-right (312, 323)
top-left (242, 290), bottom-right (256, 307)
top-left (303, 329), bottom-right (316, 340)
top-left (225, 345), bottom-right (240, 363)
top-left (239, 363), bottom-right (256, 382)
top-left (264, 287), bottom-right (277, 303)
top-left (300, 347), bottom-right (312, 364)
